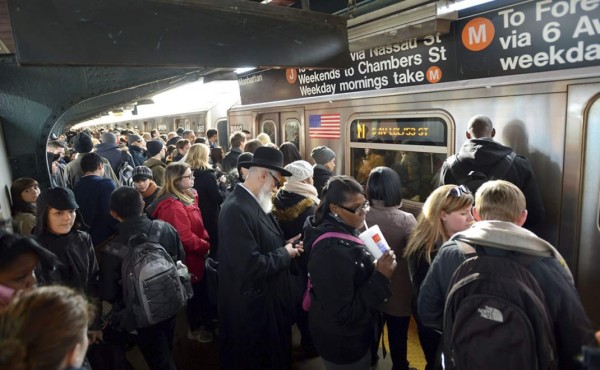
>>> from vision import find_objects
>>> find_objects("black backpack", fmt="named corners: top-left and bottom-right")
top-left (447, 152), bottom-right (516, 194)
top-left (443, 243), bottom-right (558, 370)
top-left (103, 221), bottom-right (192, 330)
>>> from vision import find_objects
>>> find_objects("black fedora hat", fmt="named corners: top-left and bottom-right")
top-left (239, 147), bottom-right (292, 177)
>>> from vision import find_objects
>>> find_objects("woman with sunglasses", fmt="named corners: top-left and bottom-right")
top-left (147, 162), bottom-right (212, 343)
top-left (303, 175), bottom-right (397, 369)
top-left (404, 184), bottom-right (474, 370)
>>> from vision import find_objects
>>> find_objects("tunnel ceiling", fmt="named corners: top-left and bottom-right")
top-left (4, 0), bottom-right (352, 68)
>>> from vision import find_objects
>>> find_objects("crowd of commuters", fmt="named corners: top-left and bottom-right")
top-left (1, 120), bottom-right (597, 370)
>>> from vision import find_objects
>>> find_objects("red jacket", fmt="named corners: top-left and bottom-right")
top-left (151, 194), bottom-right (210, 282)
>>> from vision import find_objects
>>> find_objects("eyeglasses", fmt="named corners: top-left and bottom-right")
top-left (179, 174), bottom-right (194, 180)
top-left (337, 201), bottom-right (370, 215)
top-left (268, 172), bottom-right (281, 188)
top-left (448, 185), bottom-right (471, 198)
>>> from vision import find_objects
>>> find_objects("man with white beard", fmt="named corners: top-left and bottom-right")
top-left (218, 146), bottom-right (304, 370)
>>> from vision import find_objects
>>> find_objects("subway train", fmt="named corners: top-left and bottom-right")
top-left (1, 0), bottom-right (599, 333)
top-left (68, 0), bottom-right (600, 329)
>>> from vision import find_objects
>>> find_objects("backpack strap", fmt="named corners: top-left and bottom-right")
top-left (147, 220), bottom-right (164, 244)
top-left (311, 231), bottom-right (364, 250)
top-left (490, 152), bottom-right (516, 180)
top-left (455, 240), bottom-right (477, 259)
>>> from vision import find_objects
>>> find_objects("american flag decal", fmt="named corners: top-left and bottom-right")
top-left (308, 114), bottom-right (341, 139)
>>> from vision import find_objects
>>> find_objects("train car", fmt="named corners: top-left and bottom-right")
top-left (226, 0), bottom-right (600, 327)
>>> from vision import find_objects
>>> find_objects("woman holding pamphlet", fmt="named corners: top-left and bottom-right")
top-left (303, 175), bottom-right (397, 370)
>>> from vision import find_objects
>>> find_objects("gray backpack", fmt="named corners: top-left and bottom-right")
top-left (104, 221), bottom-right (189, 330)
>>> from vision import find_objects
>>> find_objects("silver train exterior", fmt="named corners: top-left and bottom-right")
top-left (228, 69), bottom-right (600, 328)
top-left (225, 0), bottom-right (600, 327)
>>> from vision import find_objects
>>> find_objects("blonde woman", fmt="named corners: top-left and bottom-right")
top-left (183, 144), bottom-right (225, 256)
top-left (147, 162), bottom-right (212, 343)
top-left (404, 184), bottom-right (474, 370)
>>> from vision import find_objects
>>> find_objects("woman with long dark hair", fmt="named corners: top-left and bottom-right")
top-left (279, 141), bottom-right (302, 167)
top-left (303, 175), bottom-right (397, 369)
top-left (10, 178), bottom-right (40, 236)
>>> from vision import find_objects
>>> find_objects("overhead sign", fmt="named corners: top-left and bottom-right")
top-left (239, 0), bottom-right (600, 105)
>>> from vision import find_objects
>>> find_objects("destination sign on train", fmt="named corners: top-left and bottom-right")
top-left (350, 119), bottom-right (447, 146)
top-left (239, 0), bottom-right (600, 105)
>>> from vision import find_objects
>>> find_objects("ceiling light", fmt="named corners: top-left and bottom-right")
top-left (438, 0), bottom-right (494, 13)
top-left (136, 98), bottom-right (155, 105)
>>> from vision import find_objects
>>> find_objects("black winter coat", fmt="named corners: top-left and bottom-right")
top-left (192, 168), bottom-right (224, 256)
top-left (36, 230), bottom-right (99, 297)
top-left (272, 190), bottom-right (317, 302)
top-left (129, 145), bottom-right (147, 167)
top-left (312, 164), bottom-right (332, 198)
top-left (218, 185), bottom-right (293, 370)
top-left (303, 215), bottom-right (391, 364)
top-left (439, 138), bottom-right (544, 229)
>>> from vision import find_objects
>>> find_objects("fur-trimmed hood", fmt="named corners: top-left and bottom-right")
top-left (272, 190), bottom-right (315, 222)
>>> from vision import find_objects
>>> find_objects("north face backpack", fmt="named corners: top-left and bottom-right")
top-left (104, 221), bottom-right (190, 330)
top-left (443, 244), bottom-right (557, 370)
top-left (446, 152), bottom-right (516, 194)
top-left (117, 151), bottom-right (134, 187)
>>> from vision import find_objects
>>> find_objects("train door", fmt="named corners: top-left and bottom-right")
top-left (566, 83), bottom-right (600, 327)
top-left (257, 111), bottom-right (303, 153)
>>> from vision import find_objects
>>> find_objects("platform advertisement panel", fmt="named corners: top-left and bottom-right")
top-left (239, 0), bottom-right (600, 105)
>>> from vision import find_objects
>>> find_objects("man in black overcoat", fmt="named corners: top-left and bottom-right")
top-left (218, 147), bottom-right (303, 370)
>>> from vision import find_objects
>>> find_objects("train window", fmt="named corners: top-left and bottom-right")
top-left (283, 119), bottom-right (300, 149)
top-left (261, 120), bottom-right (277, 145)
top-left (349, 117), bottom-right (449, 202)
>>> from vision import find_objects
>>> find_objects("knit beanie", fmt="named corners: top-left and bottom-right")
top-left (284, 160), bottom-right (314, 183)
top-left (73, 133), bottom-right (94, 153)
top-left (128, 134), bottom-right (143, 144)
top-left (132, 166), bottom-right (153, 181)
top-left (101, 132), bottom-right (117, 145)
top-left (310, 146), bottom-right (335, 165)
top-left (146, 140), bottom-right (164, 157)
